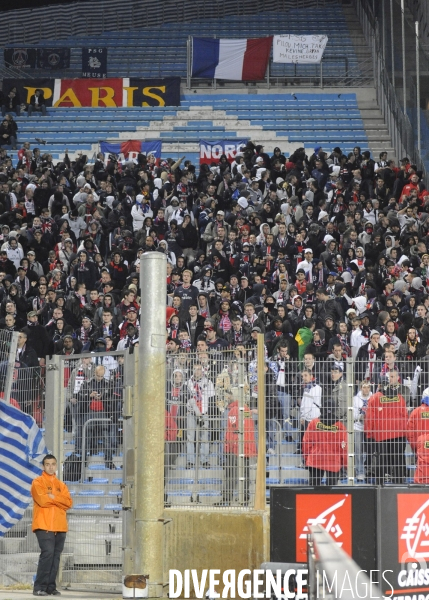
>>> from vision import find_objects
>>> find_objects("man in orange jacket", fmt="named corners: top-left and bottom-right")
top-left (31, 454), bottom-right (72, 597)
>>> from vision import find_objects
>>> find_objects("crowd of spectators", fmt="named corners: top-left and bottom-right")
top-left (2, 106), bottom-right (429, 486)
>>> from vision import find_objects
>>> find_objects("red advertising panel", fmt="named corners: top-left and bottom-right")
top-left (295, 493), bottom-right (352, 562)
top-left (398, 493), bottom-right (429, 563)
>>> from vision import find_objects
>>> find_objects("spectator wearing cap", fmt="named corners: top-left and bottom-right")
top-left (202, 319), bottom-right (228, 351)
top-left (296, 248), bottom-right (314, 282)
top-left (76, 315), bottom-right (96, 352)
top-left (201, 210), bottom-right (231, 247)
top-left (22, 311), bottom-right (50, 362)
top-left (119, 305), bottom-right (140, 340)
top-left (314, 287), bottom-right (343, 329)
top-left (325, 362), bottom-right (348, 422)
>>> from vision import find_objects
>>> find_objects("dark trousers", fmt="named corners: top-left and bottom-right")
top-left (308, 467), bottom-right (340, 487)
top-left (222, 453), bottom-right (251, 504)
top-left (34, 530), bottom-right (66, 593)
top-left (374, 437), bottom-right (407, 484)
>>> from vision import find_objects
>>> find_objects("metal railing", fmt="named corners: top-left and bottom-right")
top-left (307, 525), bottom-right (383, 599)
top-left (187, 53), bottom-right (374, 90)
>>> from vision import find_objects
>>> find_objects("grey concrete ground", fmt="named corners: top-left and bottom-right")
top-left (0, 590), bottom-right (122, 600)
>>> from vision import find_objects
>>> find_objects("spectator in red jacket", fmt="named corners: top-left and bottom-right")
top-left (222, 398), bottom-right (257, 505)
top-left (365, 377), bottom-right (408, 484)
top-left (303, 399), bottom-right (347, 486)
top-left (407, 392), bottom-right (429, 453)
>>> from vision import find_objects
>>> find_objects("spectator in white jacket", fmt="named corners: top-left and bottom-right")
top-left (63, 210), bottom-right (87, 241)
top-left (379, 320), bottom-right (401, 352)
top-left (298, 369), bottom-right (322, 454)
top-left (300, 370), bottom-right (322, 425)
top-left (132, 195), bottom-right (153, 231)
top-left (353, 381), bottom-right (372, 481)
top-left (6, 238), bottom-right (24, 269)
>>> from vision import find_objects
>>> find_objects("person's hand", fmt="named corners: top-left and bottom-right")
top-left (90, 391), bottom-right (100, 398)
top-left (70, 398), bottom-right (77, 405)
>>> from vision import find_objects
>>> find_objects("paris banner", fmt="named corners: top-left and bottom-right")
top-left (2, 78), bottom-right (181, 108)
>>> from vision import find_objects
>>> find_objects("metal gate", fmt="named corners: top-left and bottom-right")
top-left (0, 349), bottom-right (135, 592)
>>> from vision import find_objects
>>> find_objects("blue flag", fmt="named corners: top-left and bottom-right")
top-left (0, 400), bottom-right (47, 536)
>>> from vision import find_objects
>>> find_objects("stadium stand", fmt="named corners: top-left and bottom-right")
top-left (1, 0), bottom-right (429, 588)
top-left (4, 92), bottom-right (393, 167)
top-left (1, 6), bottom-right (364, 80)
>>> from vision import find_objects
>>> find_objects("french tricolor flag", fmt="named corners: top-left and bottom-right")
top-left (192, 36), bottom-right (273, 81)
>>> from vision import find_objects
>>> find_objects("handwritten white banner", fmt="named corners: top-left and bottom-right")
top-left (273, 34), bottom-right (328, 64)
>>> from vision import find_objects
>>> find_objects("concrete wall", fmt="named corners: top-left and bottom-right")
top-left (163, 509), bottom-right (270, 597)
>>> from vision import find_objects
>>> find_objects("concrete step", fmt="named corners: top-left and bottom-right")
top-left (366, 133), bottom-right (392, 141)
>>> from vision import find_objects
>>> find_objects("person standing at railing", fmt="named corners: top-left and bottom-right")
top-left (76, 365), bottom-right (116, 470)
top-left (365, 375), bottom-right (408, 485)
top-left (413, 433), bottom-right (429, 484)
top-left (303, 399), bottom-right (347, 486)
top-left (185, 363), bottom-right (215, 469)
top-left (31, 454), bottom-right (72, 597)
top-left (297, 369), bottom-right (321, 455)
top-left (353, 381), bottom-right (372, 482)
top-left (222, 396), bottom-right (257, 506)
top-left (407, 392), bottom-right (429, 455)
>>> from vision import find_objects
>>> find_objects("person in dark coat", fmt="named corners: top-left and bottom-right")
top-left (28, 90), bottom-right (47, 116)
top-left (108, 251), bottom-right (128, 290)
top-left (21, 311), bottom-right (50, 362)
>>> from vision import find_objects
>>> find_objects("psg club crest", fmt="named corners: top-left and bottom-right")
top-left (12, 49), bottom-right (29, 67)
top-left (47, 52), bottom-right (60, 67)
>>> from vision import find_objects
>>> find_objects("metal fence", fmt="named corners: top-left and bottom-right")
top-left (165, 347), bottom-right (263, 508)
top-left (353, 0), bottom-right (429, 187)
top-left (0, 350), bottom-right (130, 592)
top-left (164, 350), bottom-right (429, 506)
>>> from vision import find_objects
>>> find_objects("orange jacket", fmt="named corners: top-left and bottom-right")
top-left (31, 471), bottom-right (73, 532)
